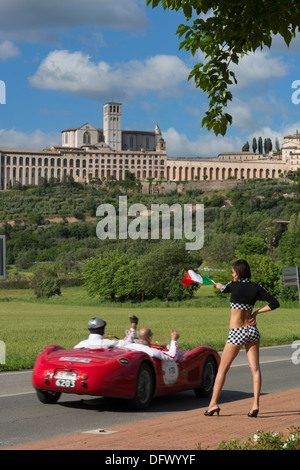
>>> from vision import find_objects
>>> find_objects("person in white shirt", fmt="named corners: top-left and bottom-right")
top-left (74, 315), bottom-right (137, 349)
top-left (124, 327), bottom-right (179, 361)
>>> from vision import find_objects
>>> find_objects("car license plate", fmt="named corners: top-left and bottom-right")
top-left (55, 371), bottom-right (77, 388)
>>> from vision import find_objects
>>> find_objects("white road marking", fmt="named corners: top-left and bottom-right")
top-left (0, 391), bottom-right (35, 398)
top-left (231, 358), bottom-right (292, 367)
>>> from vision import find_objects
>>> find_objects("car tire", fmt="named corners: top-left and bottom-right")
top-left (36, 389), bottom-right (61, 404)
top-left (128, 362), bottom-right (154, 410)
top-left (194, 356), bottom-right (217, 398)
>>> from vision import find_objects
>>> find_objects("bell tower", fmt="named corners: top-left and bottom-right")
top-left (103, 102), bottom-right (122, 151)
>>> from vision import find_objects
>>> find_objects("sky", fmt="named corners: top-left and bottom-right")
top-left (0, 0), bottom-right (300, 158)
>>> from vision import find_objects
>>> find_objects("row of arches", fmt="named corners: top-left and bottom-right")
top-left (3, 165), bottom-right (166, 188)
top-left (5, 155), bottom-right (165, 169)
top-left (1, 159), bottom-right (284, 189)
top-left (6, 156), bottom-right (89, 169)
top-left (166, 165), bottom-right (283, 181)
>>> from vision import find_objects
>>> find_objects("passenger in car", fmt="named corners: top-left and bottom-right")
top-left (123, 327), bottom-right (179, 361)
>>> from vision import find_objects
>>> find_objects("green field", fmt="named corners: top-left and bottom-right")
top-left (0, 286), bottom-right (299, 371)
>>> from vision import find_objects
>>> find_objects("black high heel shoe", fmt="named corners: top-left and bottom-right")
top-left (248, 409), bottom-right (259, 418)
top-left (204, 407), bottom-right (220, 416)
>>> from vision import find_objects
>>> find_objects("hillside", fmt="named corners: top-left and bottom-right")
top-left (0, 178), bottom-right (299, 301)
top-left (0, 177), bottom-right (298, 223)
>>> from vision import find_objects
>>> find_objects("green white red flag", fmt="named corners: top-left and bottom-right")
top-left (180, 270), bottom-right (215, 287)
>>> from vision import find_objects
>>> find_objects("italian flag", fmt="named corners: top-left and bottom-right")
top-left (180, 270), bottom-right (215, 287)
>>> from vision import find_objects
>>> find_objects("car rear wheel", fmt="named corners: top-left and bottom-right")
top-left (194, 356), bottom-right (217, 398)
top-left (128, 362), bottom-right (154, 410)
top-left (36, 389), bottom-right (61, 404)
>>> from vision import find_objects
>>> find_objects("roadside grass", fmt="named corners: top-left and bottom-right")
top-left (0, 286), bottom-right (299, 371)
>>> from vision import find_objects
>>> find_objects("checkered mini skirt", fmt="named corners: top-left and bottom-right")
top-left (227, 325), bottom-right (260, 345)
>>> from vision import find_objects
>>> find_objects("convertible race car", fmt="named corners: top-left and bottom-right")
top-left (32, 342), bottom-right (220, 410)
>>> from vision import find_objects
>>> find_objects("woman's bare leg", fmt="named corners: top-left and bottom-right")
top-left (245, 340), bottom-right (261, 412)
top-left (207, 342), bottom-right (241, 411)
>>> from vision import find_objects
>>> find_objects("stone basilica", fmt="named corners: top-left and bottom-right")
top-left (0, 101), bottom-right (299, 190)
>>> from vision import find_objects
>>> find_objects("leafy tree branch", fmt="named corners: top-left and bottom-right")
top-left (146, 0), bottom-right (300, 135)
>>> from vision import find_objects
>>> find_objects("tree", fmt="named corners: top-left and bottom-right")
top-left (258, 136), bottom-right (263, 154)
top-left (242, 141), bottom-right (250, 151)
top-left (118, 170), bottom-right (142, 191)
top-left (278, 216), bottom-right (300, 266)
top-left (290, 168), bottom-right (300, 195)
top-left (31, 265), bottom-right (61, 298)
top-left (264, 137), bottom-right (272, 153)
top-left (112, 258), bottom-right (146, 301)
top-left (137, 240), bottom-right (199, 301)
top-left (245, 254), bottom-right (281, 296)
top-left (202, 232), bottom-right (240, 264)
top-left (252, 138), bottom-right (257, 153)
top-left (147, 0), bottom-right (300, 135)
top-left (83, 249), bottom-right (126, 300)
top-left (61, 174), bottom-right (75, 187)
top-left (82, 241), bottom-right (201, 302)
top-left (235, 235), bottom-right (267, 258)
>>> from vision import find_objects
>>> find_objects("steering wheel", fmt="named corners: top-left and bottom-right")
top-left (104, 334), bottom-right (120, 340)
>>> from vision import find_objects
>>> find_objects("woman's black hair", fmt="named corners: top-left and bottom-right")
top-left (232, 259), bottom-right (251, 280)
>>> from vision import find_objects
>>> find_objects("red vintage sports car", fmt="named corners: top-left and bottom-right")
top-left (32, 342), bottom-right (220, 410)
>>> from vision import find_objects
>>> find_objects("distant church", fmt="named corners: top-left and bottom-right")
top-left (61, 101), bottom-right (166, 153)
top-left (0, 102), bottom-right (167, 189)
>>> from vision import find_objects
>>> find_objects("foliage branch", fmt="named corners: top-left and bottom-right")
top-left (146, 0), bottom-right (300, 135)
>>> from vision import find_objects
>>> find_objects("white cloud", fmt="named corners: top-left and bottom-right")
top-left (231, 50), bottom-right (288, 88)
top-left (122, 55), bottom-right (189, 92)
top-left (0, 0), bottom-right (147, 42)
top-left (270, 32), bottom-right (300, 54)
top-left (163, 127), bottom-right (243, 158)
top-left (163, 118), bottom-right (300, 158)
top-left (195, 49), bottom-right (288, 89)
top-left (163, 120), bottom-right (300, 158)
top-left (0, 40), bottom-right (20, 60)
top-left (0, 125), bottom-right (242, 158)
top-left (227, 98), bottom-right (259, 130)
top-left (29, 50), bottom-right (190, 99)
top-left (246, 127), bottom-right (284, 149)
top-left (226, 94), bottom-right (290, 133)
top-left (281, 121), bottom-right (300, 137)
top-left (0, 128), bottom-right (60, 150)
top-left (2, 120), bottom-right (300, 157)
top-left (246, 121), bottom-right (300, 149)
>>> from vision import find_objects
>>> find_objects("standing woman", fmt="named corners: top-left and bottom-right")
top-left (205, 259), bottom-right (280, 417)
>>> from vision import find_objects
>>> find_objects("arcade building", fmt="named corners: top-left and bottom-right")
top-left (0, 102), bottom-right (299, 190)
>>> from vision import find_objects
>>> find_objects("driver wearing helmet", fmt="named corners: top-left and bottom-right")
top-left (74, 315), bottom-right (138, 349)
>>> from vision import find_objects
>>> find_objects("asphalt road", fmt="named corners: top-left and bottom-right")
top-left (0, 344), bottom-right (298, 449)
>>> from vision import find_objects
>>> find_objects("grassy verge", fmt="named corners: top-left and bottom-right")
top-left (0, 286), bottom-right (299, 371)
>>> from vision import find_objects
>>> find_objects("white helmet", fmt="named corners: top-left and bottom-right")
top-left (88, 317), bottom-right (106, 335)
